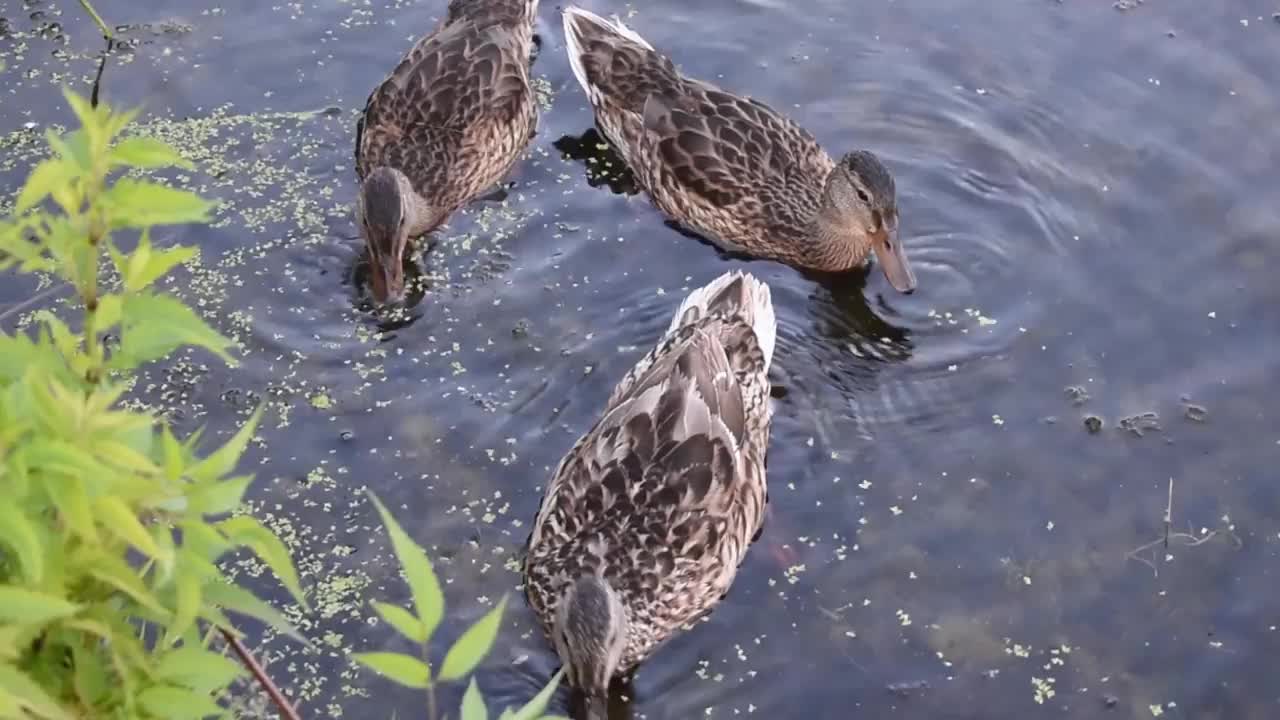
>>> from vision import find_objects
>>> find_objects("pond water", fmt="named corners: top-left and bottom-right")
top-left (4, 0), bottom-right (1280, 717)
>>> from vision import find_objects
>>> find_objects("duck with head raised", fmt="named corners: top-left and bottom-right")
top-left (561, 6), bottom-right (915, 293)
top-left (356, 0), bottom-right (540, 303)
top-left (524, 270), bottom-right (777, 718)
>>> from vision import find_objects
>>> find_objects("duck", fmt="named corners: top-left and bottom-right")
top-left (561, 6), bottom-right (916, 293)
top-left (355, 0), bottom-right (540, 303)
top-left (523, 270), bottom-right (776, 719)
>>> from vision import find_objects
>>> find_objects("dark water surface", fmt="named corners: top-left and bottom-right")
top-left (4, 0), bottom-right (1280, 717)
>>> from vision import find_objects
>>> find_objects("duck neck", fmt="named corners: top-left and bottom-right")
top-left (556, 575), bottom-right (627, 703)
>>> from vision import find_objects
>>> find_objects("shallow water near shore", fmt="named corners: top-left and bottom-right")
top-left (3, 0), bottom-right (1280, 717)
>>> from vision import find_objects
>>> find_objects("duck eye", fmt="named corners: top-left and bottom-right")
top-left (855, 188), bottom-right (870, 203)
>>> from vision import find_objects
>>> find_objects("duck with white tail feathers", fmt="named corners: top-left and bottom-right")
top-left (560, 5), bottom-right (916, 292)
top-left (523, 270), bottom-right (777, 718)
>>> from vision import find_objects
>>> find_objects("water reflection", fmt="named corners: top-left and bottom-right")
top-left (346, 245), bottom-right (431, 334)
top-left (554, 127), bottom-right (640, 195)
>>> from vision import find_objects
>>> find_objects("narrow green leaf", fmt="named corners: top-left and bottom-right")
top-left (462, 678), bottom-right (490, 720)
top-left (69, 641), bottom-right (112, 709)
top-left (352, 652), bottom-right (431, 689)
top-left (45, 128), bottom-right (90, 172)
top-left (503, 669), bottom-right (566, 720)
top-left (169, 570), bottom-right (202, 643)
top-left (372, 601), bottom-right (427, 644)
top-left (43, 475), bottom-right (99, 543)
top-left (159, 425), bottom-right (186, 480)
top-left (110, 136), bottom-right (193, 170)
top-left (438, 596), bottom-right (508, 682)
top-left (87, 554), bottom-right (169, 616)
top-left (60, 89), bottom-right (100, 146)
top-left (187, 405), bottom-right (262, 483)
top-left (187, 475), bottom-right (252, 516)
top-left (367, 492), bottom-right (445, 643)
top-left (156, 646), bottom-right (244, 694)
top-left (102, 179), bottom-right (214, 229)
top-left (15, 158), bottom-right (73, 214)
top-left (0, 588), bottom-right (80, 624)
top-left (95, 293), bottom-right (123, 331)
top-left (130, 244), bottom-right (197, 292)
top-left (137, 684), bottom-right (224, 720)
top-left (0, 505), bottom-right (44, 582)
top-left (115, 292), bottom-right (236, 367)
top-left (94, 440), bottom-right (161, 475)
top-left (201, 581), bottom-right (304, 643)
top-left (180, 520), bottom-right (231, 563)
top-left (0, 663), bottom-right (75, 720)
top-left (95, 496), bottom-right (168, 562)
top-left (217, 515), bottom-right (306, 608)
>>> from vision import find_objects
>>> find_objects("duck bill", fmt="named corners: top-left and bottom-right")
top-left (369, 256), bottom-right (405, 304)
top-left (872, 228), bottom-right (916, 294)
top-left (584, 694), bottom-right (608, 720)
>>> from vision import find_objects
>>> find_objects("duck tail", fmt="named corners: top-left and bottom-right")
top-left (562, 6), bottom-right (655, 102)
top-left (667, 271), bottom-right (777, 372)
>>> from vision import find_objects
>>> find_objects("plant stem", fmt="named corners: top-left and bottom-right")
top-left (425, 682), bottom-right (438, 720)
top-left (77, 0), bottom-right (113, 40)
top-left (219, 627), bottom-right (302, 720)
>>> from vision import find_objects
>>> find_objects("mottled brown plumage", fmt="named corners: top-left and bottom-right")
top-left (562, 6), bottom-right (916, 292)
top-left (355, 0), bottom-right (539, 302)
top-left (524, 271), bottom-right (776, 717)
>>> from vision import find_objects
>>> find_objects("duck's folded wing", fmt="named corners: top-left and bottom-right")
top-left (358, 21), bottom-right (530, 175)
top-left (638, 88), bottom-right (828, 232)
top-left (529, 327), bottom-right (751, 554)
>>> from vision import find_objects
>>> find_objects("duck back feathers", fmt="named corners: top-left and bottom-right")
top-left (524, 271), bottom-right (775, 674)
top-left (356, 0), bottom-right (538, 218)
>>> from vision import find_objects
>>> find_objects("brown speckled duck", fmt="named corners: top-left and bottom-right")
top-left (562, 6), bottom-right (916, 292)
top-left (524, 270), bottom-right (776, 719)
top-left (355, 0), bottom-right (539, 302)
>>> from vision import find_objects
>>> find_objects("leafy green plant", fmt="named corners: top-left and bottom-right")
top-left (358, 493), bottom-right (567, 720)
top-left (0, 90), bottom-right (306, 719)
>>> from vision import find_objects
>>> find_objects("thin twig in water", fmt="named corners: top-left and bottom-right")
top-left (219, 627), bottom-right (302, 720)
top-left (1163, 477), bottom-right (1173, 549)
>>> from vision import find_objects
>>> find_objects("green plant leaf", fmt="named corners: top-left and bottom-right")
top-left (0, 505), bottom-right (44, 583)
top-left (95, 292), bottom-right (123, 331)
top-left (461, 677), bottom-right (488, 720)
top-left (94, 496), bottom-right (169, 562)
top-left (372, 601), bottom-right (427, 644)
top-left (502, 669), bottom-right (566, 720)
top-left (201, 581), bottom-right (303, 643)
top-left (45, 128), bottom-right (91, 173)
top-left (42, 475), bottom-right (99, 543)
top-left (110, 137), bottom-right (193, 170)
top-left (15, 158), bottom-right (75, 214)
top-left (94, 440), bottom-right (162, 475)
top-left (156, 646), bottom-right (244, 695)
top-left (116, 292), bottom-right (236, 367)
top-left (0, 588), bottom-right (80, 624)
top-left (137, 684), bottom-right (224, 720)
top-left (180, 520), bottom-right (230, 563)
top-left (168, 569), bottom-right (202, 643)
top-left (217, 515), bottom-right (306, 608)
top-left (102, 179), bottom-right (214, 229)
top-left (187, 475), bottom-right (252, 516)
top-left (86, 554), bottom-right (169, 616)
top-left (0, 663), bottom-right (75, 720)
top-left (352, 652), bottom-right (431, 689)
top-left (438, 596), bottom-right (508, 682)
top-left (187, 405), bottom-right (262, 484)
top-left (367, 492), bottom-right (444, 643)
